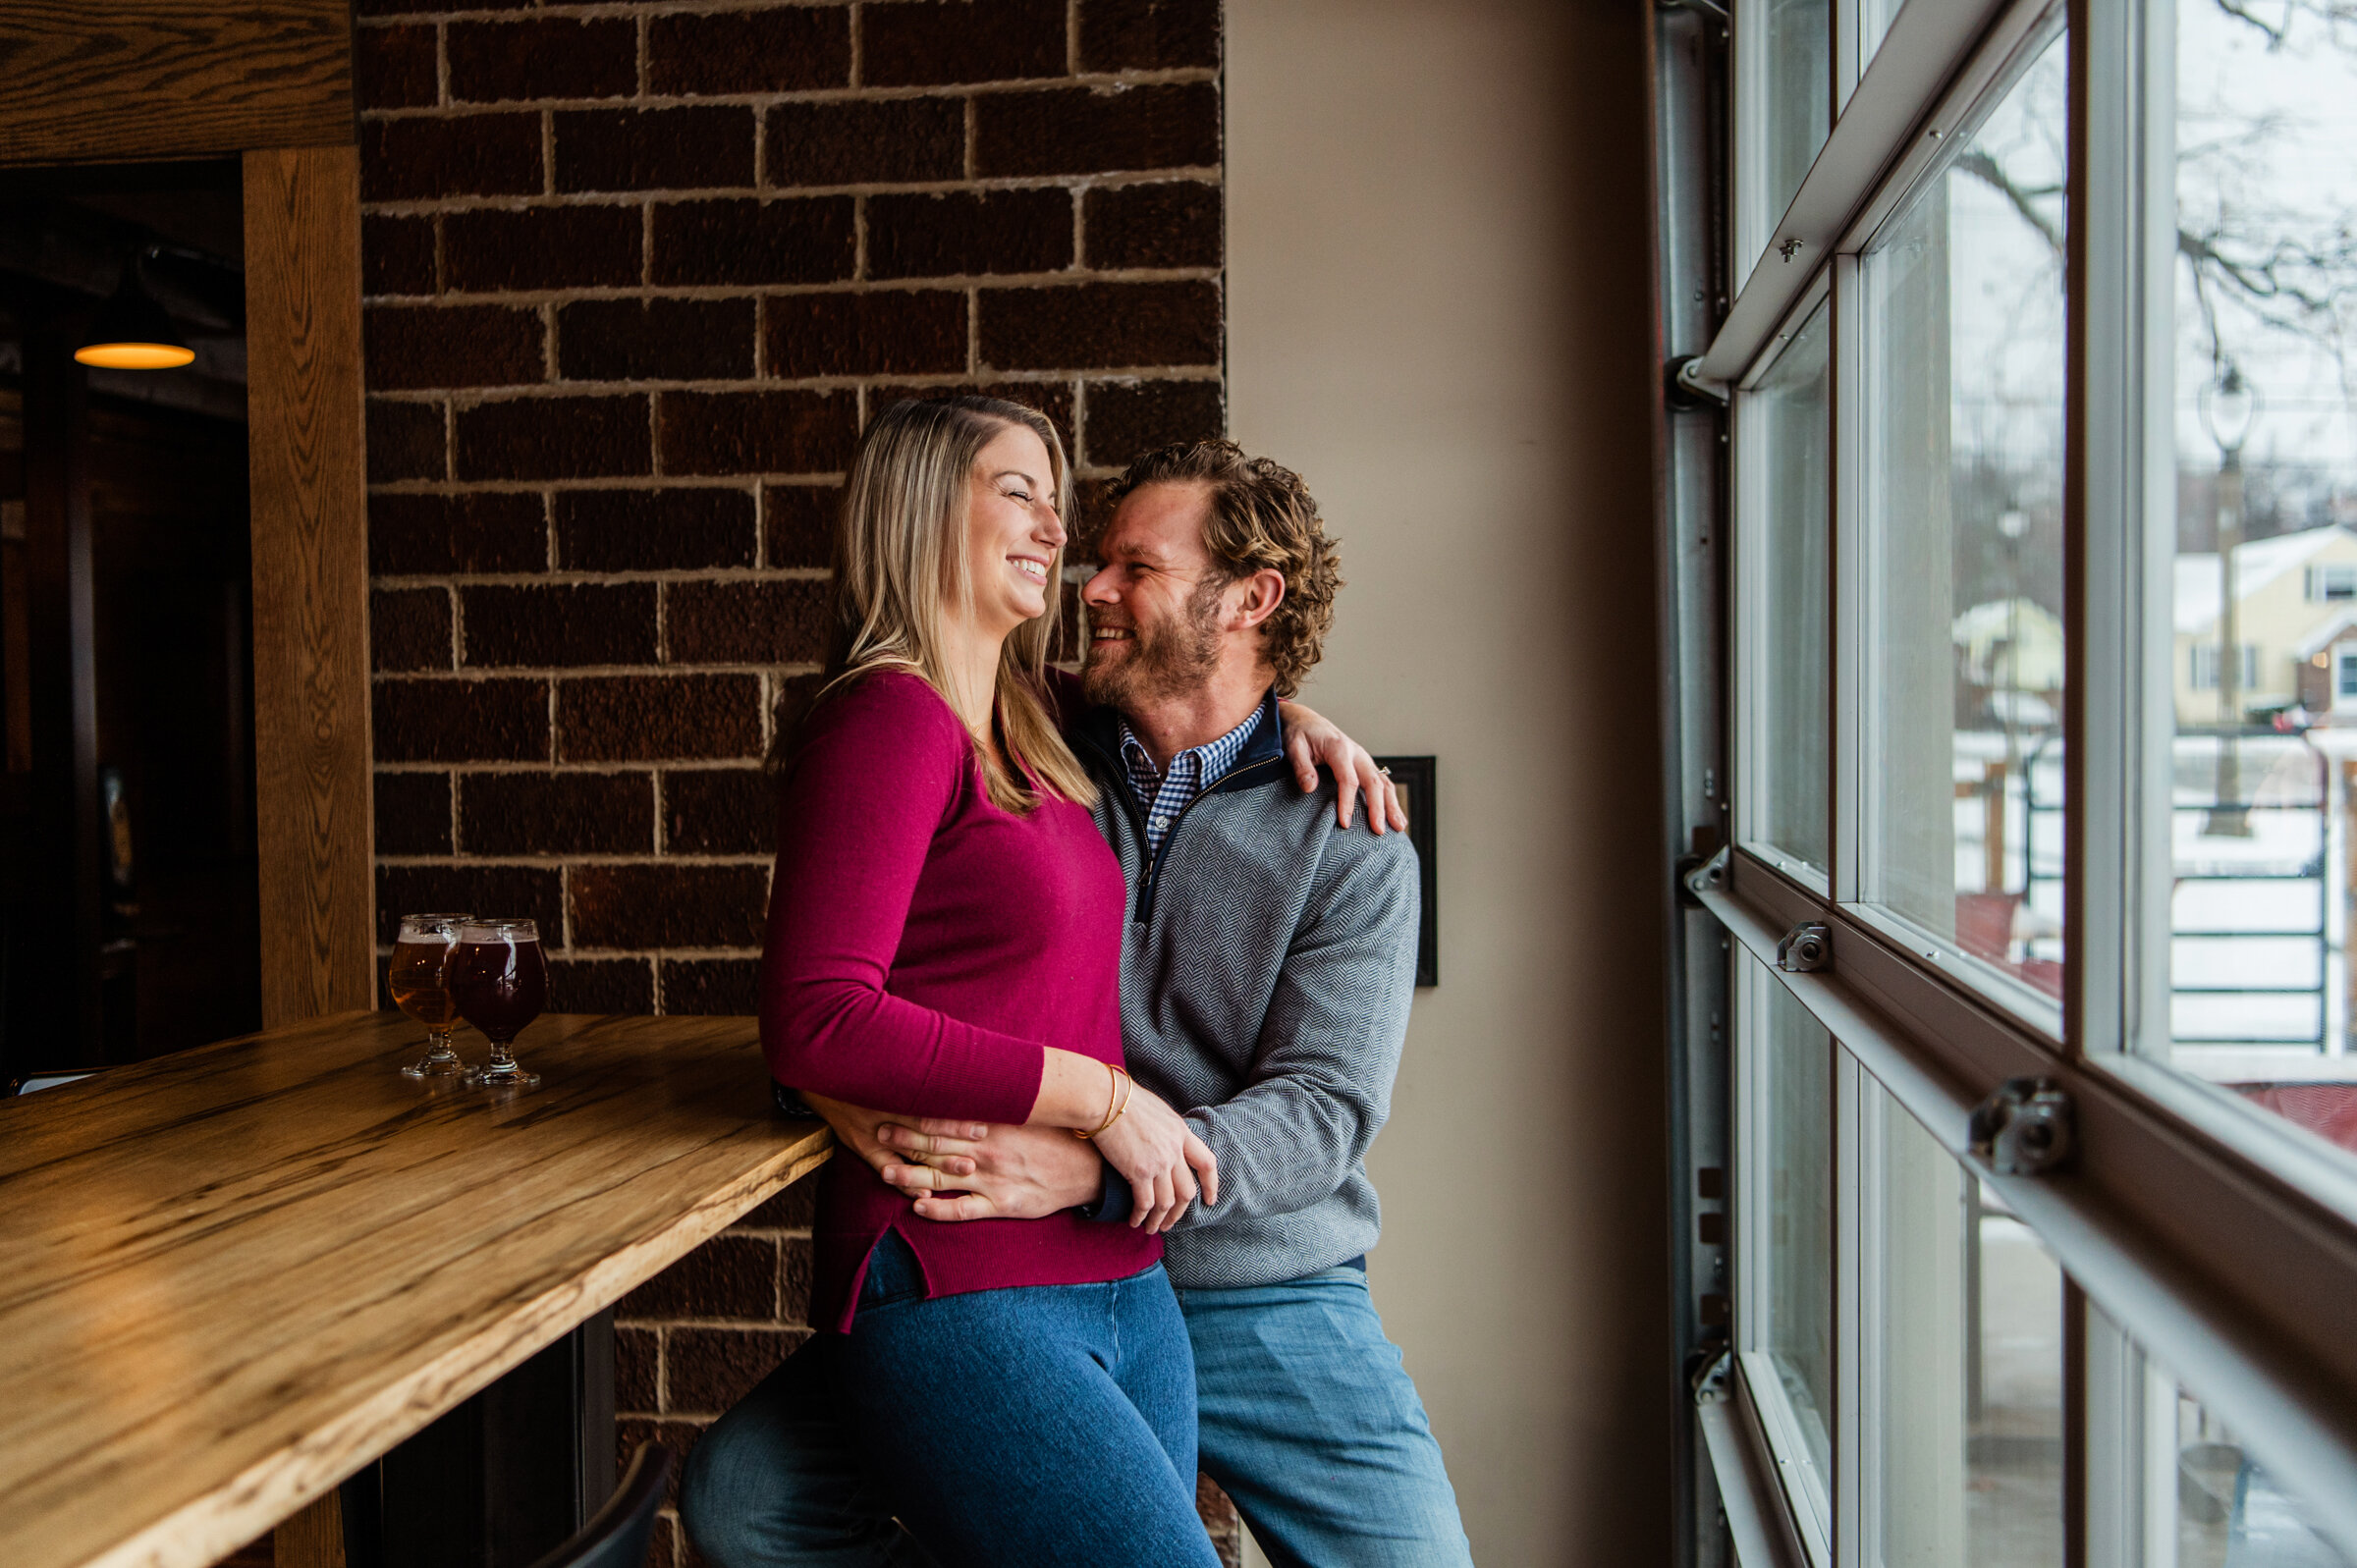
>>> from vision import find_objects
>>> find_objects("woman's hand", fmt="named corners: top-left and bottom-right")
top-left (1093, 1083), bottom-right (1219, 1233)
top-left (1277, 699), bottom-right (1409, 834)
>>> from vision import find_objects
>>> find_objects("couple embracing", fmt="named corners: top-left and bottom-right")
top-left (681, 396), bottom-right (1474, 1567)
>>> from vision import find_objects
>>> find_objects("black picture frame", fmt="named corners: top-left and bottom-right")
top-left (1375, 755), bottom-right (1438, 986)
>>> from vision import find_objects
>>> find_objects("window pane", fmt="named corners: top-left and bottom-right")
top-left (2165, 1386), bottom-right (2352, 1567)
top-left (2098, 1311), bottom-right (2357, 1568)
top-left (1744, 962), bottom-right (1834, 1494)
top-left (1867, 1073), bottom-right (2063, 1568)
top-left (1746, 303), bottom-right (1832, 873)
top-left (1858, 0), bottom-right (1899, 72)
top-left (1859, 35), bottom-right (2068, 1009)
top-left (2147, 0), bottom-right (2357, 1147)
top-left (1763, 0), bottom-right (1830, 228)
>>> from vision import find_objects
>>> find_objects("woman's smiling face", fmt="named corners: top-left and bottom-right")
top-left (962, 422), bottom-right (1066, 638)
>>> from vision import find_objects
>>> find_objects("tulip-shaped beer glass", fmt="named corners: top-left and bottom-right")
top-left (449, 918), bottom-right (548, 1088)
top-left (390, 913), bottom-right (471, 1078)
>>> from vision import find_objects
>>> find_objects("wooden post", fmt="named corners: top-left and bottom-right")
top-left (274, 1492), bottom-right (345, 1568)
top-left (244, 145), bottom-right (376, 1025)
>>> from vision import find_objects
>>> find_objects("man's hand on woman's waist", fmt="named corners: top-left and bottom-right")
top-left (801, 1090), bottom-right (1124, 1224)
top-left (877, 1119), bottom-right (1113, 1223)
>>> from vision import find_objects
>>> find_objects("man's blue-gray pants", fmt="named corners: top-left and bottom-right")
top-left (680, 1263), bottom-right (1478, 1568)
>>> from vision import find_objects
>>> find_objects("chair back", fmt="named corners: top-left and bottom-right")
top-left (523, 1443), bottom-right (672, 1568)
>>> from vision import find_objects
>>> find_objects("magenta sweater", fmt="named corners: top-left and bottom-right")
top-left (759, 671), bottom-right (1159, 1330)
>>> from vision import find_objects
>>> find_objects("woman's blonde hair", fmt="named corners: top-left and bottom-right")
top-left (813, 396), bottom-right (1093, 814)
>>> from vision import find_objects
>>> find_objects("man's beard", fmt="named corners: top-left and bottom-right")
top-left (1081, 576), bottom-right (1225, 710)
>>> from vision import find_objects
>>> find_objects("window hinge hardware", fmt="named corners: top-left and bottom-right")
top-left (1679, 845), bottom-right (1730, 905)
top-left (1969, 1077), bottom-right (2077, 1176)
top-left (1667, 355), bottom-right (1729, 410)
top-left (1692, 1348), bottom-right (1732, 1403)
top-left (1776, 922), bottom-right (1831, 973)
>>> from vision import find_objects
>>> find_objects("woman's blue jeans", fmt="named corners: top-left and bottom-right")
top-left (817, 1231), bottom-right (1221, 1568)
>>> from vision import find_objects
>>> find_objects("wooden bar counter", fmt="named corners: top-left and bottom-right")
top-left (0, 1011), bottom-right (832, 1568)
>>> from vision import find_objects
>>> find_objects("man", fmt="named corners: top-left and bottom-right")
top-left (683, 441), bottom-right (1475, 1568)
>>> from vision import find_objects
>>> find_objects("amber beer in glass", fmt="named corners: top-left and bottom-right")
top-left (449, 918), bottom-right (547, 1088)
top-left (391, 913), bottom-right (470, 1079)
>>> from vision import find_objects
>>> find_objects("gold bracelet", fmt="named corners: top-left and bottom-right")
top-left (1074, 1061), bottom-right (1130, 1140)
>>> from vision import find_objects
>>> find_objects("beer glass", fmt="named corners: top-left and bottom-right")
top-left (390, 913), bottom-right (471, 1079)
top-left (449, 918), bottom-right (548, 1088)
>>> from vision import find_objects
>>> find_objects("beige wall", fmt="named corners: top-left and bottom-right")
top-left (1225, 2), bottom-right (1671, 1562)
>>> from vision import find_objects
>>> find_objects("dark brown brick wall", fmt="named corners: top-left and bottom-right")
top-left (358, 4), bottom-right (1229, 1559)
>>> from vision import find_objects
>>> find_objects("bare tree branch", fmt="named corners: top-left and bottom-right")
top-left (1954, 148), bottom-right (2064, 259)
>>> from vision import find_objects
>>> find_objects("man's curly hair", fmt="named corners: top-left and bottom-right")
top-left (1108, 440), bottom-right (1343, 698)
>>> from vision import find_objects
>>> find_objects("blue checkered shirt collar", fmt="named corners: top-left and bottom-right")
top-left (1119, 704), bottom-right (1264, 860)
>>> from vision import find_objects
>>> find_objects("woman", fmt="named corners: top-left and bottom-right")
top-left (762, 396), bottom-right (1238, 1565)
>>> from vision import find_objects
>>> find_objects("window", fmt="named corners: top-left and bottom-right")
top-left (1737, 959), bottom-right (1834, 1552)
top-left (2090, 1311), bottom-right (2355, 1568)
top-left (1859, 1072), bottom-right (2062, 1568)
top-left (1739, 301), bottom-right (1833, 880)
top-left (1657, 0), bottom-right (2357, 1559)
top-left (1856, 31), bottom-right (2068, 1010)
top-left (2306, 565), bottom-right (2357, 602)
top-left (1739, 0), bottom-right (1832, 273)
top-left (2135, 0), bottom-right (2357, 1129)
top-left (2186, 643), bottom-right (2258, 692)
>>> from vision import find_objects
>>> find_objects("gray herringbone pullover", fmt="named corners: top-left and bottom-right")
top-left (1068, 688), bottom-right (1421, 1290)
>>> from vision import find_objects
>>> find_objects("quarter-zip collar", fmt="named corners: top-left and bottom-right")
top-left (1072, 685), bottom-right (1289, 922)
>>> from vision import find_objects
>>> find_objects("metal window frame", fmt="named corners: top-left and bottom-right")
top-left (1696, 859), bottom-right (2357, 1559)
top-left (1671, 0), bottom-right (2357, 1558)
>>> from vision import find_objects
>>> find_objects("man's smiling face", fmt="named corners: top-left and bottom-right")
top-left (1080, 480), bottom-right (1226, 710)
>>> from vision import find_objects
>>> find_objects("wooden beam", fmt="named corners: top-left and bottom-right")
top-left (0, 2), bottom-right (354, 168)
top-left (244, 145), bottom-right (373, 1026)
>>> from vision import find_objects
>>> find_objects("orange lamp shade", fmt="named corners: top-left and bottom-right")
top-left (75, 341), bottom-right (195, 370)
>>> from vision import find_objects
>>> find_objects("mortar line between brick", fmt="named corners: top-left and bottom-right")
top-left (371, 360), bottom-right (1222, 402)
top-left (373, 473), bottom-right (849, 491)
top-left (848, 0), bottom-right (862, 89)
top-left (370, 264), bottom-right (1226, 305)
top-left (379, 567), bottom-right (829, 587)
top-left (361, 169), bottom-right (1224, 214)
top-left (359, 67), bottom-right (1218, 117)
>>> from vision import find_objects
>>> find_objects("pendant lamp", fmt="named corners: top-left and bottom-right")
top-left (76, 248), bottom-right (193, 370)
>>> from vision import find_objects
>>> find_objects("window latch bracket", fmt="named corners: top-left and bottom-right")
top-left (1969, 1077), bottom-right (2077, 1176)
top-left (1678, 845), bottom-right (1729, 904)
top-left (1776, 921), bottom-right (1831, 973)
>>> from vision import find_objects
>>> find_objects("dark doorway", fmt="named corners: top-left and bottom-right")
top-left (0, 161), bottom-right (260, 1077)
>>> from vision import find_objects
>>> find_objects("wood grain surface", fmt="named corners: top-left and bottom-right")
top-left (0, 1011), bottom-right (831, 1568)
top-left (245, 145), bottom-right (377, 1028)
top-left (0, 1), bottom-right (354, 168)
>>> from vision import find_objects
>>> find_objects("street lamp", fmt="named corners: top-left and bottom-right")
top-left (2201, 362), bottom-right (2260, 837)
top-left (1997, 504), bottom-right (2030, 894)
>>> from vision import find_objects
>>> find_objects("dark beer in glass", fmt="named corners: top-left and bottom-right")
top-left (450, 918), bottom-right (547, 1088)
top-left (392, 913), bottom-right (470, 1079)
